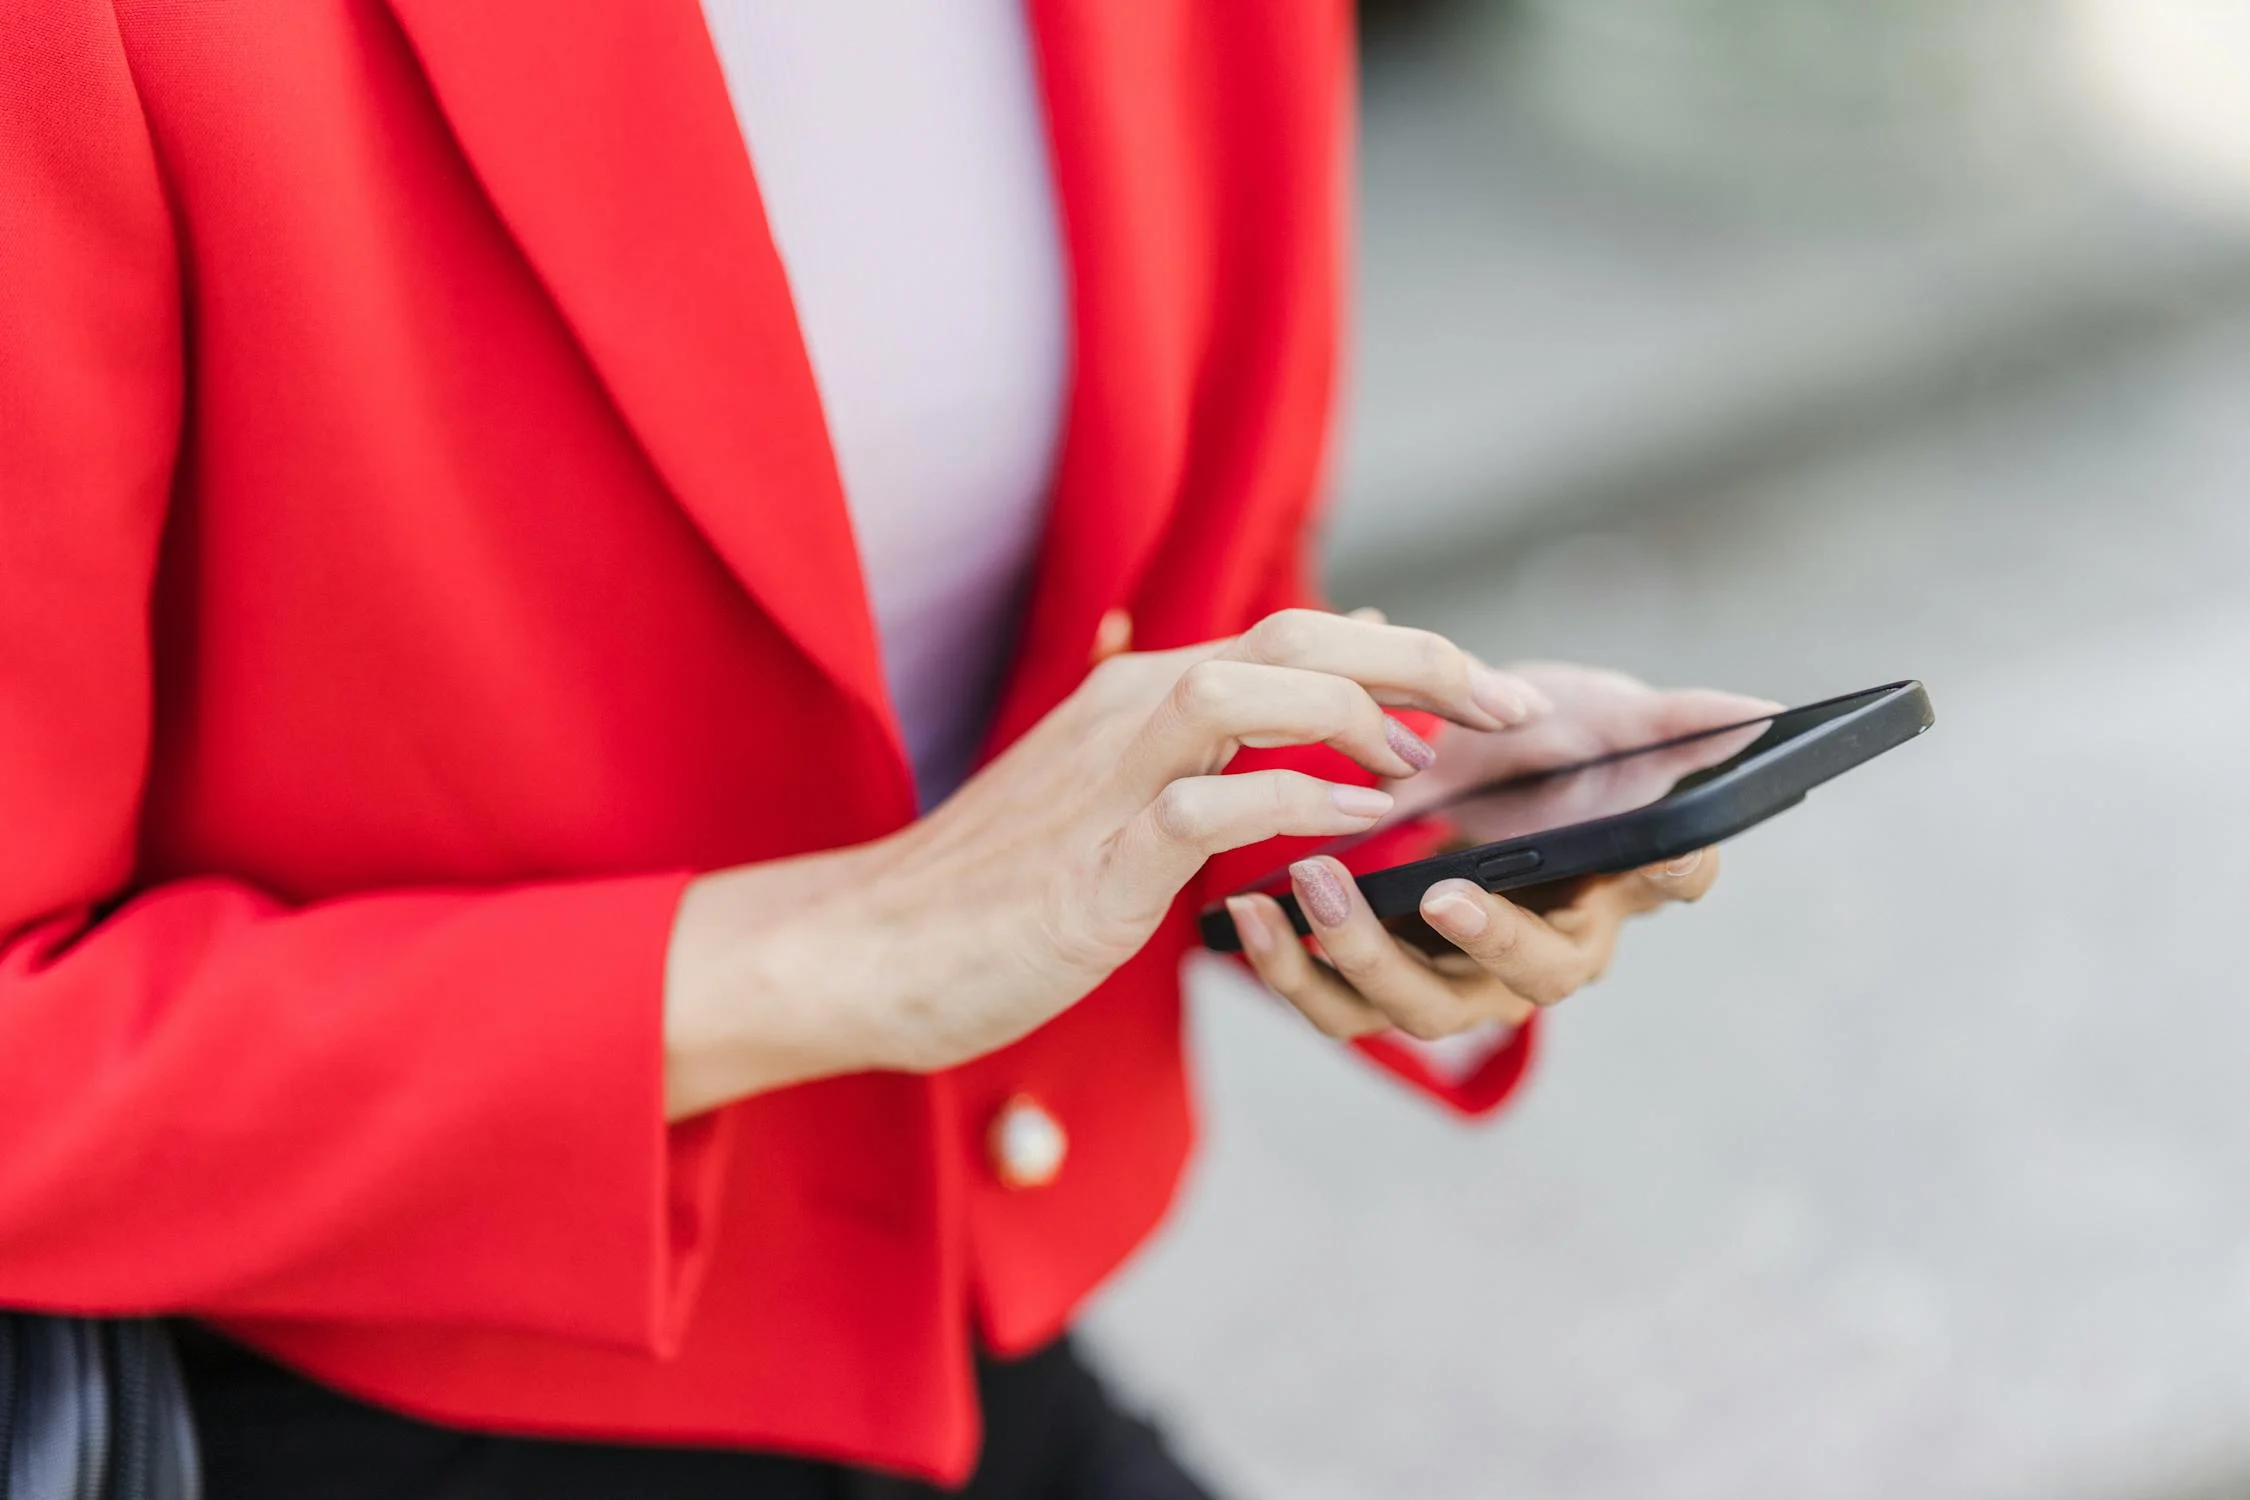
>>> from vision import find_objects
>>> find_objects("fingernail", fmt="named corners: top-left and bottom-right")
top-left (1470, 664), bottom-right (1539, 724)
top-left (1227, 897), bottom-right (1274, 958)
top-left (1330, 783), bottom-right (1394, 819)
top-left (1290, 859), bottom-right (1352, 928)
top-left (1349, 606), bottom-right (1388, 624)
top-left (1657, 851), bottom-right (1704, 879)
top-left (1384, 716), bottom-right (1437, 772)
top-left (1089, 607), bottom-right (1134, 664)
top-left (1422, 881), bottom-right (1490, 939)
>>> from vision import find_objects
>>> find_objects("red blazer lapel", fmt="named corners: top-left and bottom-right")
top-left (986, 3), bottom-right (1209, 741)
top-left (383, 0), bottom-right (894, 748)
top-left (997, 3), bottom-right (1348, 741)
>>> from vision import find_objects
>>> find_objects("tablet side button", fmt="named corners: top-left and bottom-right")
top-left (1476, 849), bottom-right (1544, 884)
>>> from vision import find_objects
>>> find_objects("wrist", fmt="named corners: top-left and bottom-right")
top-left (661, 840), bottom-right (898, 1119)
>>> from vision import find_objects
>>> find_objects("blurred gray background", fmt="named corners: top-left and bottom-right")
top-left (1083, 3), bottom-right (2250, 1496)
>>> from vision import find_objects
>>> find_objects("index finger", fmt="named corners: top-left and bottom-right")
top-left (1221, 609), bottom-right (1550, 732)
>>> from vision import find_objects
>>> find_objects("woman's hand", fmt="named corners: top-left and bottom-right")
top-left (1224, 847), bottom-right (1721, 1040)
top-left (661, 611), bottom-right (1550, 1118)
top-left (1388, 661), bottom-right (1782, 812)
top-left (1224, 663), bottom-right (1779, 1043)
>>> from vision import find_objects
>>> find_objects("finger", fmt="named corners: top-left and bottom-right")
top-left (1433, 965), bottom-right (1541, 1027)
top-left (1133, 657), bottom-right (1439, 783)
top-left (1541, 887), bottom-right (1631, 985)
top-left (1223, 608), bottom-right (1551, 730)
top-left (1416, 877), bottom-right (1608, 1007)
top-left (1559, 847), bottom-right (1723, 928)
top-left (1633, 846), bottom-right (1721, 905)
top-left (1226, 895), bottom-right (1391, 1040)
top-left (1240, 888), bottom-right (1534, 1034)
top-left (1109, 771), bottom-right (1394, 914)
top-left (1644, 687), bottom-right (1788, 739)
top-left (1290, 857), bottom-right (1487, 1040)
top-left (1089, 607), bottom-right (1134, 664)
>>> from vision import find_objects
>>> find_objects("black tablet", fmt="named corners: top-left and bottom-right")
top-left (1198, 679), bottom-right (1934, 952)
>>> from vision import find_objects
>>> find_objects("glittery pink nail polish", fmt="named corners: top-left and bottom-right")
top-left (1385, 716), bottom-right (1437, 772)
top-left (1290, 859), bottom-right (1352, 928)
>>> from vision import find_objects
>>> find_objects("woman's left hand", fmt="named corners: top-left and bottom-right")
top-left (1223, 661), bottom-right (1778, 1042)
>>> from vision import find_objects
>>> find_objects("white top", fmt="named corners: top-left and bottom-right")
top-left (700, 1), bottom-right (1070, 805)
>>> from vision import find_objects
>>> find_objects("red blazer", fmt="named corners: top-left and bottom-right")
top-left (0, 0), bottom-right (1534, 1482)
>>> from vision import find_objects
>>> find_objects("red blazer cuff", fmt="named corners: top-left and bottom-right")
top-left (652, 1107), bottom-right (733, 1357)
top-left (1350, 1014), bottom-right (1540, 1118)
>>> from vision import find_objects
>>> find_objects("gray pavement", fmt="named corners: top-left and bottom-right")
top-left (1082, 307), bottom-right (2250, 1499)
top-left (1327, 12), bottom-right (2250, 585)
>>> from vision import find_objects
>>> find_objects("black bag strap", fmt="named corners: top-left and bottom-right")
top-left (1, 1315), bottom-right (199, 1500)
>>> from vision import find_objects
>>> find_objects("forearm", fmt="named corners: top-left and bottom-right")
top-left (662, 838), bottom-right (894, 1119)
top-left (662, 611), bottom-right (1535, 1120)
top-left (660, 823), bottom-right (1047, 1118)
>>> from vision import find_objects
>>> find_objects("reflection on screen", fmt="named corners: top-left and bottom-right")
top-left (1394, 686), bottom-right (1886, 854)
top-left (1244, 686), bottom-right (1893, 895)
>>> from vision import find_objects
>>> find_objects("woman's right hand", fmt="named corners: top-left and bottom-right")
top-left (661, 610), bottom-right (1548, 1117)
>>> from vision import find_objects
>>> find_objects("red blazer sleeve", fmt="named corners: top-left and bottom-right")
top-left (0, 1), bottom-right (727, 1353)
top-left (1192, 500), bottom-right (1539, 1120)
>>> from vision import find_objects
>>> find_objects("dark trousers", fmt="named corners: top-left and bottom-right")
top-left (177, 1325), bottom-right (1217, 1500)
